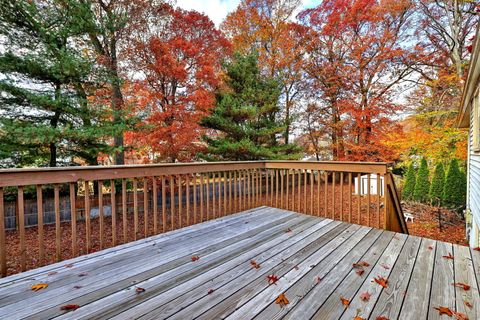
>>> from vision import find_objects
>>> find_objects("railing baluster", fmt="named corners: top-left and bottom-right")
top-left (367, 173), bottom-right (371, 227)
top-left (357, 173), bottom-right (361, 225)
top-left (178, 175), bottom-right (182, 228)
top-left (217, 172), bottom-right (221, 216)
top-left (122, 179), bottom-right (127, 242)
top-left (186, 175), bottom-right (190, 224)
top-left (286, 170), bottom-right (289, 210)
top-left (348, 173), bottom-right (352, 223)
top-left (303, 170), bottom-right (307, 213)
top-left (133, 178), bottom-right (138, 240)
top-left (256, 169), bottom-right (260, 206)
top-left (332, 172), bottom-right (336, 220)
top-left (170, 176), bottom-right (175, 229)
top-left (223, 172), bottom-right (227, 216)
top-left (324, 171), bottom-right (328, 218)
top-left (85, 181), bottom-right (91, 253)
top-left (229, 171), bottom-right (233, 213)
top-left (212, 173), bottom-right (216, 219)
top-left (317, 170), bottom-right (321, 217)
top-left (54, 184), bottom-right (61, 261)
top-left (144, 177), bottom-right (149, 236)
top-left (162, 176), bottom-right (167, 231)
top-left (292, 170), bottom-right (295, 211)
top-left (38, 185), bottom-right (45, 264)
top-left (111, 179), bottom-right (116, 245)
top-left (0, 188), bottom-right (5, 277)
top-left (383, 173), bottom-right (387, 229)
top-left (206, 174), bottom-right (210, 220)
top-left (18, 186), bottom-right (26, 270)
top-left (98, 181), bottom-right (104, 249)
top-left (280, 170), bottom-right (285, 209)
top-left (275, 170), bottom-right (279, 208)
top-left (377, 173), bottom-right (381, 228)
top-left (310, 170), bottom-right (314, 215)
top-left (152, 177), bottom-right (158, 233)
top-left (340, 172), bottom-right (344, 221)
top-left (200, 175), bottom-right (204, 222)
top-left (270, 170), bottom-right (274, 206)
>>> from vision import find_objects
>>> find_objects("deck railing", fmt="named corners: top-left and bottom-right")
top-left (0, 161), bottom-right (407, 277)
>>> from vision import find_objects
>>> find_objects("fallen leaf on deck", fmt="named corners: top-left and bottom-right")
top-left (73, 285), bottom-right (82, 289)
top-left (78, 273), bottom-right (88, 277)
top-left (473, 247), bottom-right (480, 251)
top-left (443, 253), bottom-right (454, 260)
top-left (464, 301), bottom-right (473, 309)
top-left (453, 311), bottom-right (469, 320)
top-left (64, 264), bottom-right (73, 268)
top-left (356, 269), bottom-right (365, 276)
top-left (293, 265), bottom-right (299, 270)
top-left (47, 271), bottom-right (58, 276)
top-left (191, 256), bottom-right (200, 262)
top-left (275, 293), bottom-right (289, 307)
top-left (452, 282), bottom-right (471, 291)
top-left (60, 304), bottom-right (79, 311)
top-left (360, 291), bottom-right (371, 301)
top-left (315, 276), bottom-right (321, 284)
top-left (374, 276), bottom-right (388, 288)
top-left (250, 260), bottom-right (261, 269)
top-left (354, 316), bottom-right (365, 320)
top-left (380, 263), bottom-right (390, 270)
top-left (285, 228), bottom-right (292, 233)
top-left (434, 306), bottom-right (453, 316)
top-left (136, 287), bottom-right (145, 293)
top-left (340, 296), bottom-right (350, 307)
top-left (31, 283), bottom-right (48, 291)
top-left (427, 245), bottom-right (434, 250)
top-left (208, 289), bottom-right (214, 294)
top-left (267, 274), bottom-right (279, 285)
top-left (376, 317), bottom-right (389, 320)
top-left (353, 261), bottom-right (370, 268)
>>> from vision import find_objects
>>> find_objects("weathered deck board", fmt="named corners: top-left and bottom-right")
top-left (0, 206), bottom-right (477, 320)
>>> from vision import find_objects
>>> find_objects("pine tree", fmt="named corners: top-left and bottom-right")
top-left (201, 53), bottom-right (302, 160)
top-left (429, 162), bottom-right (445, 206)
top-left (0, 0), bottom-right (122, 167)
top-left (442, 158), bottom-right (466, 209)
top-left (402, 163), bottom-right (416, 200)
top-left (413, 158), bottom-right (430, 203)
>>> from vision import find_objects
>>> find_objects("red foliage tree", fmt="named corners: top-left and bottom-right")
top-left (300, 0), bottom-right (417, 161)
top-left (125, 5), bottom-right (231, 162)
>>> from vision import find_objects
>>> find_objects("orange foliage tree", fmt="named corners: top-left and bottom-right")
top-left (124, 5), bottom-right (231, 163)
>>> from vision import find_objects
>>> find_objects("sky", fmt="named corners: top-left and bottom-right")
top-left (176, 0), bottom-right (319, 27)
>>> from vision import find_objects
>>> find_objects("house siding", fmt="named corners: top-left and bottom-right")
top-left (468, 95), bottom-right (480, 247)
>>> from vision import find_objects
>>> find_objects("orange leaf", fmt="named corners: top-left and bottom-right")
top-left (376, 317), bottom-right (390, 320)
top-left (340, 296), bottom-right (350, 307)
top-left (208, 288), bottom-right (214, 294)
top-left (374, 276), bottom-right (388, 288)
top-left (380, 263), bottom-right (390, 270)
top-left (275, 293), bottom-right (289, 307)
top-left (315, 276), bottom-right (321, 284)
top-left (191, 256), bottom-right (200, 262)
top-left (464, 301), bottom-right (473, 309)
top-left (443, 253), bottom-right (454, 260)
top-left (64, 264), bottom-right (73, 268)
top-left (60, 304), bottom-right (80, 311)
top-left (427, 245), bottom-right (434, 250)
top-left (250, 260), bottom-right (261, 269)
top-left (136, 287), bottom-right (145, 294)
top-left (473, 247), bottom-right (480, 251)
top-left (267, 274), bottom-right (279, 285)
top-left (47, 271), bottom-right (57, 276)
top-left (354, 316), bottom-right (365, 320)
top-left (356, 269), bottom-right (365, 276)
top-left (353, 261), bottom-right (370, 268)
top-left (434, 306), bottom-right (454, 316)
top-left (453, 312), bottom-right (469, 320)
top-left (31, 283), bottom-right (48, 291)
top-left (452, 282), bottom-right (470, 291)
top-left (360, 291), bottom-right (371, 301)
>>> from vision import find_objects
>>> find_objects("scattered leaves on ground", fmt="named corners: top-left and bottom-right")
top-left (275, 293), bottom-right (289, 307)
top-left (434, 306), bottom-right (454, 316)
top-left (340, 296), bottom-right (350, 307)
top-left (135, 287), bottom-right (145, 294)
top-left (250, 260), bottom-right (261, 269)
top-left (452, 282), bottom-right (470, 291)
top-left (31, 283), bottom-right (48, 291)
top-left (360, 291), bottom-right (371, 301)
top-left (191, 256), bottom-right (200, 262)
top-left (443, 253), bottom-right (454, 260)
top-left (374, 276), bottom-right (388, 288)
top-left (267, 274), bottom-right (279, 285)
top-left (60, 304), bottom-right (79, 311)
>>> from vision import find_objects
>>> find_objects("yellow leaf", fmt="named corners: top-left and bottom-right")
top-left (31, 283), bottom-right (48, 291)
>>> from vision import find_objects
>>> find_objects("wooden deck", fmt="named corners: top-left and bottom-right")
top-left (0, 207), bottom-right (478, 320)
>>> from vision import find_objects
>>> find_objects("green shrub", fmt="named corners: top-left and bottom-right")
top-left (402, 163), bottom-right (416, 200)
top-left (429, 162), bottom-right (445, 206)
top-left (413, 158), bottom-right (430, 203)
top-left (442, 158), bottom-right (466, 208)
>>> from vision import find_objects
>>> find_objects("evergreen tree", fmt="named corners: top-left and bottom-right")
top-left (201, 53), bottom-right (302, 160)
top-left (402, 163), bottom-right (416, 200)
top-left (413, 158), bottom-right (430, 203)
top-left (429, 162), bottom-right (445, 206)
top-left (442, 158), bottom-right (466, 209)
top-left (0, 0), bottom-right (122, 167)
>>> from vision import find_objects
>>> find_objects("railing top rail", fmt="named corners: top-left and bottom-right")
top-left (0, 160), bottom-right (389, 187)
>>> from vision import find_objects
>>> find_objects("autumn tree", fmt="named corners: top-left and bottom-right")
top-left (222, 0), bottom-right (308, 145)
top-left (299, 0), bottom-right (417, 161)
top-left (201, 53), bottom-right (302, 160)
top-left (125, 5), bottom-right (230, 163)
top-left (0, 0), bottom-right (119, 167)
